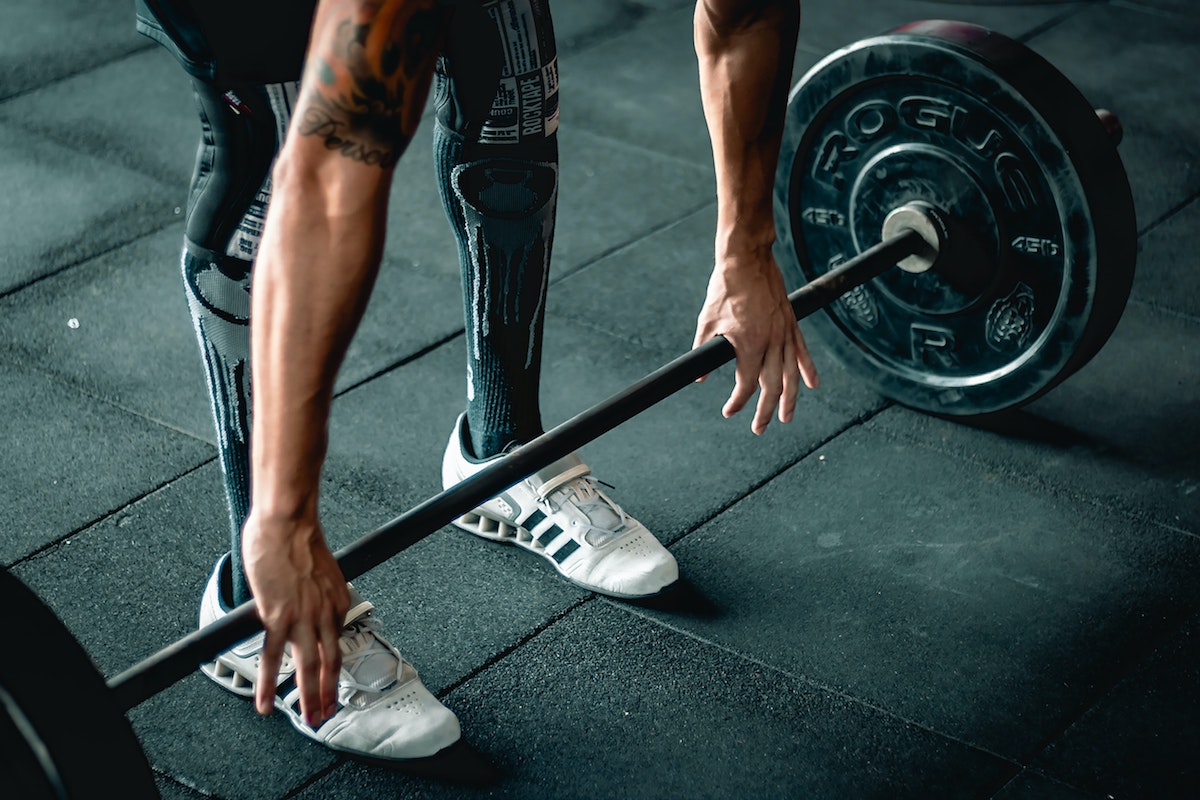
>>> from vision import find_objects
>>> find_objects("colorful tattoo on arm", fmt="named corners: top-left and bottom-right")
top-left (298, 0), bottom-right (446, 168)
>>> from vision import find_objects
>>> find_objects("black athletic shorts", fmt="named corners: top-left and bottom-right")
top-left (135, 0), bottom-right (317, 84)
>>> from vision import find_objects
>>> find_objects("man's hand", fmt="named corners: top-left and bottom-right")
top-left (241, 511), bottom-right (350, 726)
top-left (694, 246), bottom-right (817, 434)
top-left (693, 0), bottom-right (807, 432)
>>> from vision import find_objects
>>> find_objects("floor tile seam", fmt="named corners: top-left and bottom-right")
top-left (1109, 0), bottom-right (1198, 21)
top-left (91, 396), bottom-right (215, 446)
top-left (0, 42), bottom-right (157, 106)
top-left (850, 419), bottom-right (1200, 767)
top-left (985, 766), bottom-right (1091, 800)
top-left (1012, 3), bottom-right (1089, 44)
top-left (544, 311), bottom-right (689, 364)
top-left (150, 741), bottom-right (339, 800)
top-left (543, 199), bottom-right (722, 354)
top-left (1137, 186), bottom-right (1200, 239)
top-left (155, 757), bottom-right (339, 800)
top-left (560, 123), bottom-right (718, 174)
top-left (327, 203), bottom-right (715, 398)
top-left (553, 197), bottom-right (716, 290)
top-left (475, 317), bottom-right (893, 466)
top-left (0, 349), bottom-right (216, 450)
top-left (1125, 295), bottom-right (1199, 325)
top-left (602, 597), bottom-right (1025, 771)
top-left (796, 42), bottom-right (831, 60)
top-left (0, 218), bottom-right (185, 302)
top-left (23, 359), bottom-right (218, 447)
top-left (0, 106), bottom-right (184, 189)
top-left (149, 767), bottom-right (225, 800)
top-left (552, 2), bottom-right (653, 56)
top-left (862, 412), bottom-right (1199, 539)
top-left (331, 329), bottom-right (464, 399)
top-left (433, 594), bottom-right (595, 699)
top-left (616, 404), bottom-right (1199, 776)
top-left (1006, 596), bottom-right (1200, 771)
top-left (656, 401), bottom-right (892, 549)
top-left (6, 457), bottom-right (216, 572)
top-left (323, 269), bottom-right (614, 400)
top-left (552, 2), bottom-right (686, 62)
top-left (279, 761), bottom-right (345, 800)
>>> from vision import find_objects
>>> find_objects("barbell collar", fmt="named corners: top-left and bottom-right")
top-left (1095, 108), bottom-right (1123, 147)
top-left (106, 227), bottom-right (925, 713)
top-left (880, 203), bottom-right (944, 274)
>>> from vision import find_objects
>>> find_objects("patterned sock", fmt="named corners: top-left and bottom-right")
top-left (434, 122), bottom-right (558, 459)
top-left (181, 240), bottom-right (254, 606)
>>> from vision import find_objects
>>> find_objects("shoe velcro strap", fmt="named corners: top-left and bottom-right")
top-left (526, 452), bottom-right (586, 493)
top-left (535, 461), bottom-right (591, 500)
top-left (344, 599), bottom-right (375, 627)
top-left (343, 583), bottom-right (375, 626)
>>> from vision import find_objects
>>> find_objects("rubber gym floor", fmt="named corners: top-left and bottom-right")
top-left (2, 1), bottom-right (1197, 798)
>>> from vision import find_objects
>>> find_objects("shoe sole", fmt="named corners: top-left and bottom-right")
top-left (452, 510), bottom-right (677, 600)
top-left (200, 657), bottom-right (257, 699)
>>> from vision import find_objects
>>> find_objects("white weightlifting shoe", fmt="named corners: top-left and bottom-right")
top-left (198, 556), bottom-right (461, 761)
top-left (442, 414), bottom-right (679, 599)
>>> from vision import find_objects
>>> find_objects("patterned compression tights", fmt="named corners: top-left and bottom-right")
top-left (178, 0), bottom-right (561, 605)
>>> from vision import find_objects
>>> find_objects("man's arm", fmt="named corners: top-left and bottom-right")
top-left (242, 0), bottom-right (445, 726)
top-left (692, 0), bottom-right (818, 435)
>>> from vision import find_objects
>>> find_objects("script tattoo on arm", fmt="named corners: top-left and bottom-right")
top-left (298, 0), bottom-right (445, 168)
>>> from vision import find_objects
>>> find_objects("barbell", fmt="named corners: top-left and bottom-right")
top-left (1, 20), bottom-right (1135, 799)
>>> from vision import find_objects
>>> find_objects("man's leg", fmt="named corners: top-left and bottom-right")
top-left (433, 0), bottom-right (559, 459)
top-left (180, 79), bottom-right (294, 606)
top-left (179, 32), bottom-right (460, 759)
top-left (435, 1), bottom-right (679, 599)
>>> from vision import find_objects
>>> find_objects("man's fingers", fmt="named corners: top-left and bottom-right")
top-left (751, 349), bottom-right (784, 434)
top-left (778, 337), bottom-right (800, 425)
top-left (705, 310), bottom-right (817, 431)
top-left (795, 329), bottom-right (819, 390)
top-left (722, 376), bottom-right (753, 418)
top-left (289, 625), bottom-right (325, 727)
top-left (752, 392), bottom-right (778, 434)
top-left (318, 610), bottom-right (343, 721)
top-left (722, 352), bottom-right (761, 419)
top-left (256, 631), bottom-right (285, 716)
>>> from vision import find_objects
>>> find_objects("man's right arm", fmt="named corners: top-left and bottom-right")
top-left (692, 0), bottom-right (817, 434)
top-left (242, 0), bottom-right (446, 726)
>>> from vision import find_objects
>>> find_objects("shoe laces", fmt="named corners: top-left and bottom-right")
top-left (547, 476), bottom-right (628, 546)
top-left (337, 616), bottom-right (401, 702)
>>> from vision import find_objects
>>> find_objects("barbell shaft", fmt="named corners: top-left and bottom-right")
top-left (106, 228), bottom-right (925, 712)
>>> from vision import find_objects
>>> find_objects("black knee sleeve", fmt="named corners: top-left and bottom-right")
top-left (186, 80), bottom-right (296, 255)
